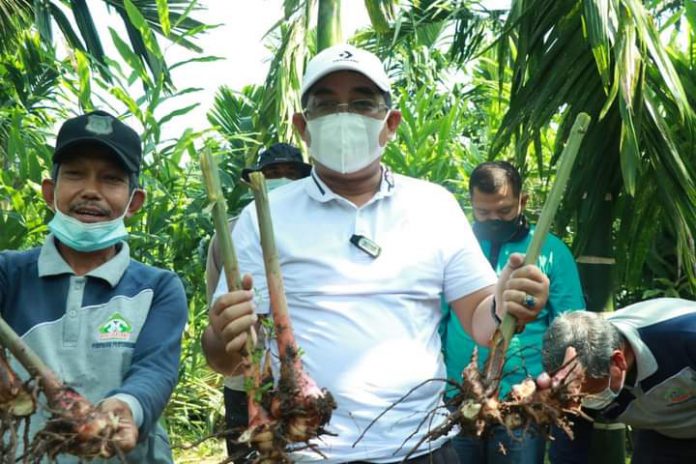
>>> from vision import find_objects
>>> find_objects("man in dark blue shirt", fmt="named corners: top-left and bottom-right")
top-left (543, 298), bottom-right (696, 464)
top-left (0, 111), bottom-right (188, 463)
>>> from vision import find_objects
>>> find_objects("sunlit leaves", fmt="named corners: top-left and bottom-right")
top-left (74, 49), bottom-right (93, 110)
top-left (495, 0), bottom-right (696, 296)
top-left (124, 0), bottom-right (167, 83)
top-left (582, 0), bottom-right (615, 90)
top-left (155, 0), bottom-right (171, 37)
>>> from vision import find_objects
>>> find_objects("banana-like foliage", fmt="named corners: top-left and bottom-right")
top-left (492, 0), bottom-right (696, 295)
top-left (0, 0), bottom-right (205, 84)
top-left (0, 1), bottom-right (32, 50)
top-left (354, 1), bottom-right (502, 92)
top-left (0, 32), bottom-right (66, 250)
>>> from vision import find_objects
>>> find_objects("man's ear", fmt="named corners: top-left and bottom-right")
top-left (381, 110), bottom-right (402, 145)
top-left (612, 349), bottom-right (628, 371)
top-left (520, 192), bottom-right (530, 211)
top-left (292, 113), bottom-right (310, 145)
top-left (126, 190), bottom-right (146, 218)
top-left (42, 179), bottom-right (56, 211)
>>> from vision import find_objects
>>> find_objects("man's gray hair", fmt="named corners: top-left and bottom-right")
top-left (542, 311), bottom-right (623, 378)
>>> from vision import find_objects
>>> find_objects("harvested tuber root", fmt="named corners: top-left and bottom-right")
top-left (0, 348), bottom-right (35, 418)
top-left (0, 316), bottom-right (125, 462)
top-left (271, 345), bottom-right (336, 443)
top-left (28, 386), bottom-right (122, 461)
top-left (401, 349), bottom-right (587, 461)
top-left (236, 172), bottom-right (336, 463)
top-left (238, 346), bottom-right (337, 464)
top-left (240, 345), bottom-right (336, 462)
top-left (0, 348), bottom-right (35, 462)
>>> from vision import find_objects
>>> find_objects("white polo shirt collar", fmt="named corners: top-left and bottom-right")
top-left (305, 164), bottom-right (396, 205)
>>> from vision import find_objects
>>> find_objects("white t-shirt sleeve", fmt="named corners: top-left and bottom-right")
top-left (439, 191), bottom-right (497, 303)
top-left (212, 204), bottom-right (270, 315)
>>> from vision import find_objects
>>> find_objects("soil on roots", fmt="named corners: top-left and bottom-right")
top-left (357, 349), bottom-right (586, 462)
top-left (27, 386), bottom-right (124, 463)
top-left (235, 346), bottom-right (336, 464)
top-left (414, 349), bottom-right (585, 460)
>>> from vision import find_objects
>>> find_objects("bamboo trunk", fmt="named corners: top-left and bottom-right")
top-left (578, 190), bottom-right (625, 464)
top-left (317, 0), bottom-right (342, 51)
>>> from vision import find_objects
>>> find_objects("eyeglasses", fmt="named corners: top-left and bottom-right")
top-left (303, 99), bottom-right (389, 119)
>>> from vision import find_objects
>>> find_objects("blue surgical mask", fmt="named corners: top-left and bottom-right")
top-left (48, 192), bottom-right (134, 252)
top-left (581, 370), bottom-right (626, 410)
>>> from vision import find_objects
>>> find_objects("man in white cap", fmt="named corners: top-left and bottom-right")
top-left (203, 44), bottom-right (550, 463)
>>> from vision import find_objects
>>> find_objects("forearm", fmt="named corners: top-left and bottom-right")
top-left (201, 324), bottom-right (244, 376)
top-left (471, 293), bottom-right (500, 346)
top-left (112, 273), bottom-right (187, 437)
top-left (451, 285), bottom-right (497, 346)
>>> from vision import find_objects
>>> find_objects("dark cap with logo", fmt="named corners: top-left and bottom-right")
top-left (53, 110), bottom-right (142, 175)
top-left (241, 143), bottom-right (312, 181)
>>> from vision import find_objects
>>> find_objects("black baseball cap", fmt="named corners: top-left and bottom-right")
top-left (241, 143), bottom-right (312, 182)
top-left (53, 110), bottom-right (142, 176)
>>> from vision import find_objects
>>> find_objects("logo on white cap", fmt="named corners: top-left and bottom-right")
top-left (301, 44), bottom-right (391, 97)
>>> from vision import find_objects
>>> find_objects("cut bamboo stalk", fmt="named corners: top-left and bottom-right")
top-left (0, 315), bottom-right (62, 398)
top-left (247, 172), bottom-right (295, 356)
top-left (247, 171), bottom-right (335, 443)
top-left (483, 112), bottom-right (592, 390)
top-left (199, 150), bottom-right (264, 427)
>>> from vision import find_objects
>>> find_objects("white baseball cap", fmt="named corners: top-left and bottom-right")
top-left (300, 44), bottom-right (391, 98)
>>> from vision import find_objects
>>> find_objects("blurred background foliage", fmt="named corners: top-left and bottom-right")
top-left (0, 0), bottom-right (694, 459)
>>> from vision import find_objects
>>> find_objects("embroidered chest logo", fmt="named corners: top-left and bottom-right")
top-left (98, 312), bottom-right (133, 341)
top-left (663, 386), bottom-right (694, 406)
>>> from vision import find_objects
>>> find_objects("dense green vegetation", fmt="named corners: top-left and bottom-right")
top-left (1, 0), bottom-right (694, 460)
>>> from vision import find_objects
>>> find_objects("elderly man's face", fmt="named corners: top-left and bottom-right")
top-left (42, 145), bottom-right (144, 223)
top-left (547, 346), bottom-right (628, 406)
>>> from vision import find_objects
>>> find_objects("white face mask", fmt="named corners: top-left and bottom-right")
top-left (581, 369), bottom-right (626, 410)
top-left (306, 112), bottom-right (389, 174)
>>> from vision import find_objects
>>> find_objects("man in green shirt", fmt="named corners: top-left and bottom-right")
top-left (441, 161), bottom-right (586, 463)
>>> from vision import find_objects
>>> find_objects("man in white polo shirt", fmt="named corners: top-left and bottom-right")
top-left (202, 44), bottom-right (550, 463)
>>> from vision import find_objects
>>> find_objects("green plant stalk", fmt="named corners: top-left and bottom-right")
top-left (484, 112), bottom-right (592, 390)
top-left (0, 315), bottom-right (63, 397)
top-left (317, 0), bottom-right (342, 51)
top-left (247, 172), bottom-right (295, 359)
top-left (199, 150), bottom-right (263, 424)
top-left (248, 171), bottom-right (333, 442)
top-left (200, 150), bottom-right (242, 292)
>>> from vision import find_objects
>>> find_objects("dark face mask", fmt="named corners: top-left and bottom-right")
top-left (473, 214), bottom-right (529, 243)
